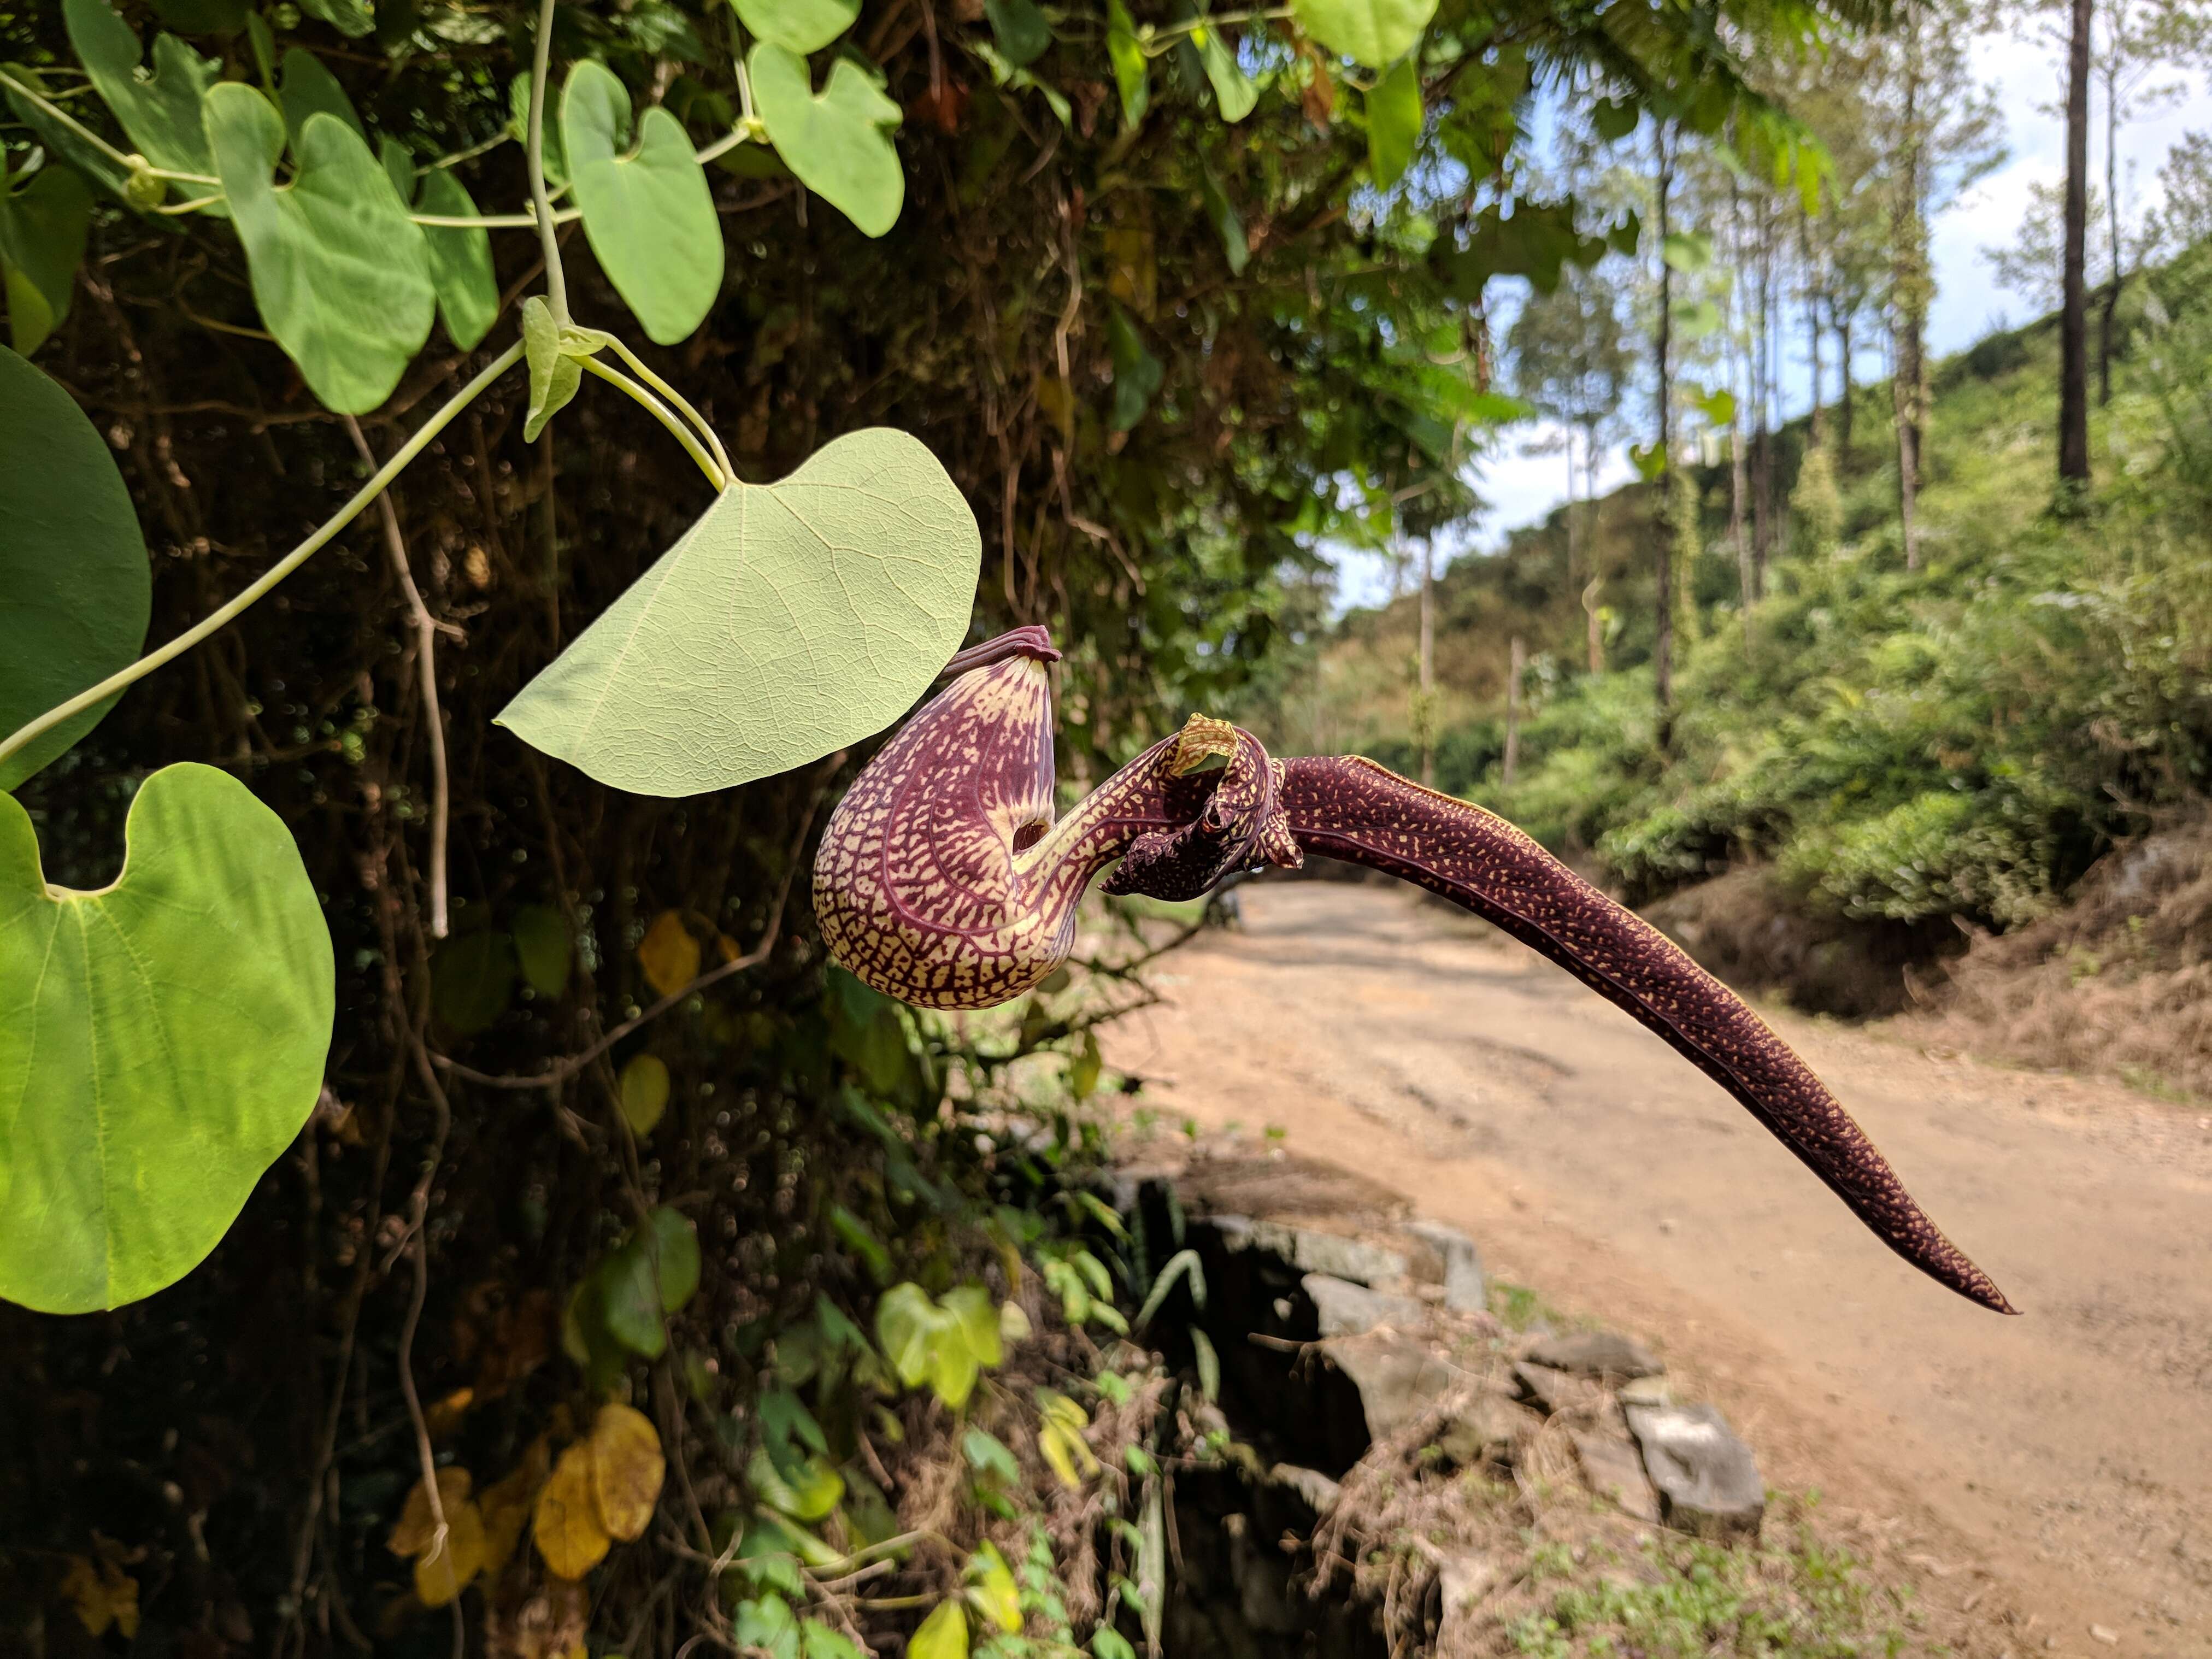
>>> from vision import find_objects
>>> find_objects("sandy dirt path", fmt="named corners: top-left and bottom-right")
top-left (1097, 878), bottom-right (2212, 1657)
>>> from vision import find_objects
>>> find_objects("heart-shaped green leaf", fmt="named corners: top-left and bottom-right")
top-left (749, 43), bottom-right (904, 238)
top-left (1195, 23), bottom-right (1257, 122)
top-left (2, 64), bottom-right (137, 205)
top-left (562, 60), bottom-right (723, 345)
top-left (64, 0), bottom-right (222, 198)
top-left (730, 0), bottom-right (861, 55)
top-left (1364, 53), bottom-right (1420, 189)
top-left (498, 427), bottom-right (979, 795)
top-left (0, 763), bottom-right (335, 1313)
top-left (521, 295), bottom-right (585, 442)
top-left (416, 169), bottom-right (498, 350)
top-left (512, 902), bottom-right (573, 998)
top-left (1290, 0), bottom-right (1435, 67)
top-left (1105, 0), bottom-right (1149, 125)
top-left (279, 46), bottom-right (364, 146)
top-left (984, 0), bottom-right (1051, 68)
top-left (203, 84), bottom-right (434, 413)
top-left (0, 346), bottom-right (150, 791)
top-left (0, 163), bottom-right (93, 355)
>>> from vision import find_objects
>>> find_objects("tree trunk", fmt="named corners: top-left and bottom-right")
top-left (1894, 0), bottom-right (1927, 568)
top-left (1503, 634), bottom-right (1525, 785)
top-left (1751, 210), bottom-right (1772, 597)
top-left (1804, 217), bottom-right (1824, 446)
top-left (1654, 128), bottom-right (1675, 751)
top-left (1838, 309), bottom-right (1856, 458)
top-left (1731, 393), bottom-right (1752, 617)
top-left (1578, 431), bottom-right (1605, 674)
top-left (2060, 0), bottom-right (2094, 486)
top-left (1418, 535), bottom-right (1435, 787)
top-left (2099, 49), bottom-right (2122, 408)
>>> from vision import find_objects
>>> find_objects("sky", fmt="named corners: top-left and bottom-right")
top-left (1329, 28), bottom-right (2212, 611)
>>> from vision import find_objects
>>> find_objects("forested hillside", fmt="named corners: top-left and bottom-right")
top-left (1273, 249), bottom-right (2212, 955)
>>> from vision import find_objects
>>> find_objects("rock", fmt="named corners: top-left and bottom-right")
top-left (1254, 1221), bottom-right (1409, 1287)
top-left (1617, 1374), bottom-right (1672, 1408)
top-left (1571, 1424), bottom-right (1662, 1522)
top-left (1435, 1395), bottom-right (1527, 1469)
top-left (1403, 1220), bottom-right (1488, 1314)
top-left (1525, 1329), bottom-right (1663, 1380)
top-left (1433, 1552), bottom-right (1505, 1656)
top-left (1268, 1462), bottom-right (1343, 1516)
top-left (1625, 1403), bottom-right (1765, 1542)
top-left (1304, 1273), bottom-right (1427, 1337)
top-left (1320, 1332), bottom-right (1457, 1440)
top-left (1511, 1360), bottom-right (1601, 1416)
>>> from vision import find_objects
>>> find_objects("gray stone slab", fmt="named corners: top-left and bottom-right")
top-left (1572, 1425), bottom-right (1662, 1521)
top-left (1403, 1219), bottom-right (1488, 1314)
top-left (1526, 1329), bottom-right (1663, 1380)
top-left (1626, 1402), bottom-right (1765, 1542)
top-left (1320, 1332), bottom-right (1458, 1440)
top-left (1304, 1272), bottom-right (1427, 1337)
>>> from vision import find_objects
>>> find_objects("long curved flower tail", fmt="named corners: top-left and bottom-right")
top-left (1279, 755), bottom-right (2017, 1315)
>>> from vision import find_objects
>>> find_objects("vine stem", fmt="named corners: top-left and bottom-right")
top-left (0, 340), bottom-right (524, 776)
top-left (580, 357), bottom-right (726, 490)
top-left (526, 0), bottom-right (569, 325)
top-left (344, 416), bottom-right (452, 940)
top-left (602, 336), bottom-right (734, 481)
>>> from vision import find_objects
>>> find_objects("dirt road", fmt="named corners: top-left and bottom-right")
top-left (1097, 878), bottom-right (2212, 1656)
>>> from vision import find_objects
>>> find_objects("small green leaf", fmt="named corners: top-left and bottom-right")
top-left (298, 0), bottom-right (375, 37)
top-left (619, 1053), bottom-right (671, 1136)
top-left (1196, 24), bottom-right (1257, 122)
top-left (1107, 307), bottom-right (1161, 432)
top-left (734, 1595), bottom-right (802, 1659)
top-left (1105, 0), bottom-right (1149, 124)
top-left (962, 1427), bottom-right (1020, 1484)
top-left (279, 46), bottom-right (364, 145)
top-left (1364, 53), bottom-right (1419, 189)
top-left (432, 929), bottom-right (516, 1036)
top-left (508, 73), bottom-right (568, 186)
top-left (1627, 439), bottom-right (1668, 481)
top-left (747, 1444), bottom-right (845, 1521)
top-left (730, 0), bottom-right (861, 54)
top-left (1190, 1326), bottom-right (1220, 1402)
top-left (521, 296), bottom-right (581, 442)
top-left (563, 60), bottom-right (724, 344)
top-left (1092, 1631), bottom-right (1137, 1659)
top-left (1661, 231), bottom-right (1711, 273)
top-left (64, 0), bottom-right (222, 200)
top-left (749, 43), bottom-right (905, 238)
top-left (799, 1620), bottom-right (866, 1659)
top-left (910, 1599), bottom-right (969, 1659)
top-left (0, 764), bottom-right (335, 1313)
top-left (0, 345), bottom-right (150, 789)
top-left (602, 1205), bottom-right (702, 1356)
top-left (203, 85), bottom-right (434, 413)
top-left (1671, 298), bottom-right (1722, 341)
top-left (1201, 167), bottom-right (1249, 275)
top-left (1592, 95), bottom-right (1638, 142)
top-left (941, 1284), bottom-right (1003, 1370)
top-left (498, 428), bottom-right (980, 796)
top-left (512, 902), bottom-right (573, 997)
top-left (985, 0), bottom-right (1052, 68)
top-left (0, 163), bottom-right (93, 355)
top-left (965, 1542), bottom-right (1021, 1634)
top-left (1290, 0), bottom-right (1435, 68)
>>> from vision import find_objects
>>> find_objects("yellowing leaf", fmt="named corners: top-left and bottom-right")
top-left (587, 1402), bottom-right (666, 1542)
top-left (619, 1053), bottom-right (670, 1136)
top-left (60, 1553), bottom-right (139, 1639)
top-left (910, 1598), bottom-right (970, 1659)
top-left (534, 1442), bottom-right (612, 1579)
top-left (998, 1299), bottom-right (1032, 1346)
top-left (1038, 1422), bottom-right (1083, 1489)
top-left (413, 1497), bottom-right (486, 1607)
top-left (637, 911), bottom-right (701, 997)
top-left (478, 1437), bottom-right (551, 1580)
top-left (389, 1467), bottom-right (474, 1558)
top-left (965, 1541), bottom-right (1022, 1634)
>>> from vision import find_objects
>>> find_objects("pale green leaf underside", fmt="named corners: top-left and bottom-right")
top-left (416, 169), bottom-right (498, 350)
top-left (1366, 54), bottom-right (1420, 189)
top-left (203, 85), bottom-right (434, 414)
top-left (497, 428), bottom-right (980, 796)
top-left (1291, 0), bottom-right (1436, 68)
top-left (0, 346), bottom-right (150, 791)
top-left (563, 59), bottom-right (725, 345)
top-left (0, 763), bottom-right (335, 1314)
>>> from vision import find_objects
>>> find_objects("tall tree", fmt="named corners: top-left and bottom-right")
top-left (2061, 0), bottom-right (2096, 488)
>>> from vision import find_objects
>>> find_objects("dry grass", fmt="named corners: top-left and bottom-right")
top-left (1906, 811), bottom-right (2212, 1102)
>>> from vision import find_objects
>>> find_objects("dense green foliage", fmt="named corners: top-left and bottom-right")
top-left (1309, 246), bottom-right (2212, 933)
